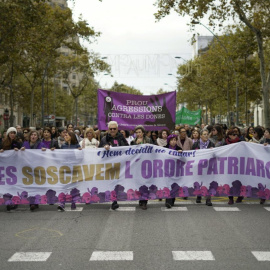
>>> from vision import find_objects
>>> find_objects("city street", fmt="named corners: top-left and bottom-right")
top-left (0, 198), bottom-right (270, 270)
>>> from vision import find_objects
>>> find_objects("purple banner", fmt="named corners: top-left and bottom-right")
top-left (98, 89), bottom-right (176, 130)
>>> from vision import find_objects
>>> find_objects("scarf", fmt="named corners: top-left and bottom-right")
top-left (157, 138), bottom-right (167, 147)
top-left (226, 136), bottom-right (240, 144)
top-left (199, 138), bottom-right (209, 149)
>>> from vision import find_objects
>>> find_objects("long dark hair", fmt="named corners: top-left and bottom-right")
top-left (67, 131), bottom-right (78, 145)
top-left (2, 132), bottom-right (17, 150)
top-left (211, 125), bottom-right (224, 141)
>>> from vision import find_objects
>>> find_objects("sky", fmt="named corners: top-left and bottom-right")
top-left (68, 0), bottom-right (212, 95)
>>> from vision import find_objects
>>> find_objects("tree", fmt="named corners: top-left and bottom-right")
top-left (176, 26), bottom-right (260, 125)
top-left (0, 0), bottom-right (104, 124)
top-left (155, 0), bottom-right (270, 126)
top-left (109, 82), bottom-right (143, 95)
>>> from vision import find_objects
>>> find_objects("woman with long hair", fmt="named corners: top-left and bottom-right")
top-left (245, 126), bottom-right (254, 141)
top-left (191, 129), bottom-right (200, 144)
top-left (156, 129), bottom-right (170, 147)
top-left (164, 134), bottom-right (182, 208)
top-left (61, 131), bottom-right (82, 149)
top-left (0, 127), bottom-right (22, 211)
top-left (209, 125), bottom-right (225, 147)
top-left (131, 125), bottom-right (153, 210)
top-left (192, 129), bottom-right (215, 206)
top-left (249, 126), bottom-right (264, 144)
top-left (225, 129), bottom-right (243, 204)
top-left (21, 130), bottom-right (43, 211)
top-left (58, 132), bottom-right (82, 212)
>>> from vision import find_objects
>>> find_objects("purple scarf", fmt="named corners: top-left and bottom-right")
top-left (199, 138), bottom-right (209, 149)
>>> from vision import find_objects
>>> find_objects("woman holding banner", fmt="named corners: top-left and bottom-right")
top-left (0, 127), bottom-right (22, 211)
top-left (224, 129), bottom-right (244, 204)
top-left (131, 125), bottom-right (153, 210)
top-left (157, 129), bottom-right (169, 147)
top-left (164, 134), bottom-right (182, 208)
top-left (192, 129), bottom-right (215, 206)
top-left (41, 127), bottom-right (59, 151)
top-left (209, 125), bottom-right (225, 147)
top-left (80, 128), bottom-right (99, 148)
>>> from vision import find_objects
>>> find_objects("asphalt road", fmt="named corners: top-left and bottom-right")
top-left (0, 198), bottom-right (270, 270)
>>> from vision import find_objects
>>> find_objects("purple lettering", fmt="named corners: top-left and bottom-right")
top-left (198, 159), bottom-right (208, 175)
top-left (6, 166), bottom-right (17, 185)
top-left (240, 157), bottom-right (245, 174)
top-left (245, 158), bottom-right (256, 176)
top-left (185, 160), bottom-right (194, 176)
top-left (141, 160), bottom-right (152, 179)
top-left (256, 159), bottom-right (265, 178)
top-left (265, 161), bottom-right (270, 179)
top-left (228, 157), bottom-right (238, 174)
top-left (153, 160), bottom-right (163, 178)
top-left (218, 157), bottom-right (227, 174)
top-left (207, 158), bottom-right (218, 175)
top-left (125, 161), bottom-right (133, 178)
top-left (176, 160), bottom-right (185, 177)
top-left (164, 159), bottom-right (175, 177)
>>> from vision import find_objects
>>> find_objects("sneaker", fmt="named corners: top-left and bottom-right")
top-left (30, 205), bottom-right (36, 211)
top-left (260, 199), bottom-right (266, 205)
top-left (141, 203), bottom-right (147, 210)
top-left (165, 203), bottom-right (172, 209)
top-left (71, 202), bottom-right (76, 210)
top-left (236, 197), bottom-right (243, 203)
top-left (57, 205), bottom-right (65, 212)
top-left (111, 202), bottom-right (119, 210)
top-left (228, 199), bottom-right (234, 205)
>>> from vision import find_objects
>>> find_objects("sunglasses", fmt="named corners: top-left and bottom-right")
top-left (231, 134), bottom-right (237, 136)
top-left (24, 131), bottom-right (28, 134)
top-left (109, 128), bottom-right (117, 131)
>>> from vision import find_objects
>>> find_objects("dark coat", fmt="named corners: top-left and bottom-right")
top-left (99, 132), bottom-right (129, 148)
top-left (192, 140), bottom-right (215, 150)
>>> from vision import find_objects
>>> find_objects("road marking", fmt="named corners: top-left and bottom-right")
top-left (109, 207), bottom-right (136, 211)
top-left (252, 251), bottom-right (270, 261)
top-left (65, 207), bottom-right (84, 212)
top-left (213, 207), bottom-right (240, 211)
top-left (8, 252), bottom-right (52, 262)
top-left (264, 207), bottom-right (270, 211)
top-left (172, 251), bottom-right (215, 261)
top-left (15, 227), bottom-right (63, 239)
top-left (161, 207), bottom-right (188, 211)
top-left (90, 251), bottom-right (133, 261)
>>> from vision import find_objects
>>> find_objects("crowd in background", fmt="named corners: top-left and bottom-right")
top-left (0, 122), bottom-right (269, 212)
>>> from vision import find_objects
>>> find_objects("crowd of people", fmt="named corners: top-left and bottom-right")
top-left (0, 122), bottom-right (269, 212)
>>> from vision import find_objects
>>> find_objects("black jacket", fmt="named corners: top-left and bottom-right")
top-left (192, 140), bottom-right (215, 150)
top-left (99, 132), bottom-right (129, 148)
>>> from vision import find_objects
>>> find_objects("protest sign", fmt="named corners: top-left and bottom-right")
top-left (176, 107), bottom-right (201, 125)
top-left (98, 89), bottom-right (176, 130)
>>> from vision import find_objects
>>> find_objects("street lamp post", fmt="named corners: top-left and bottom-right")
top-left (192, 21), bottom-right (239, 126)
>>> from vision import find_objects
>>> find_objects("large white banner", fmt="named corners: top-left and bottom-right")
top-left (0, 142), bottom-right (270, 205)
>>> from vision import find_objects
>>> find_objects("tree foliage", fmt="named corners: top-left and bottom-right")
top-left (155, 0), bottom-right (270, 126)
top-left (0, 0), bottom-right (109, 127)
